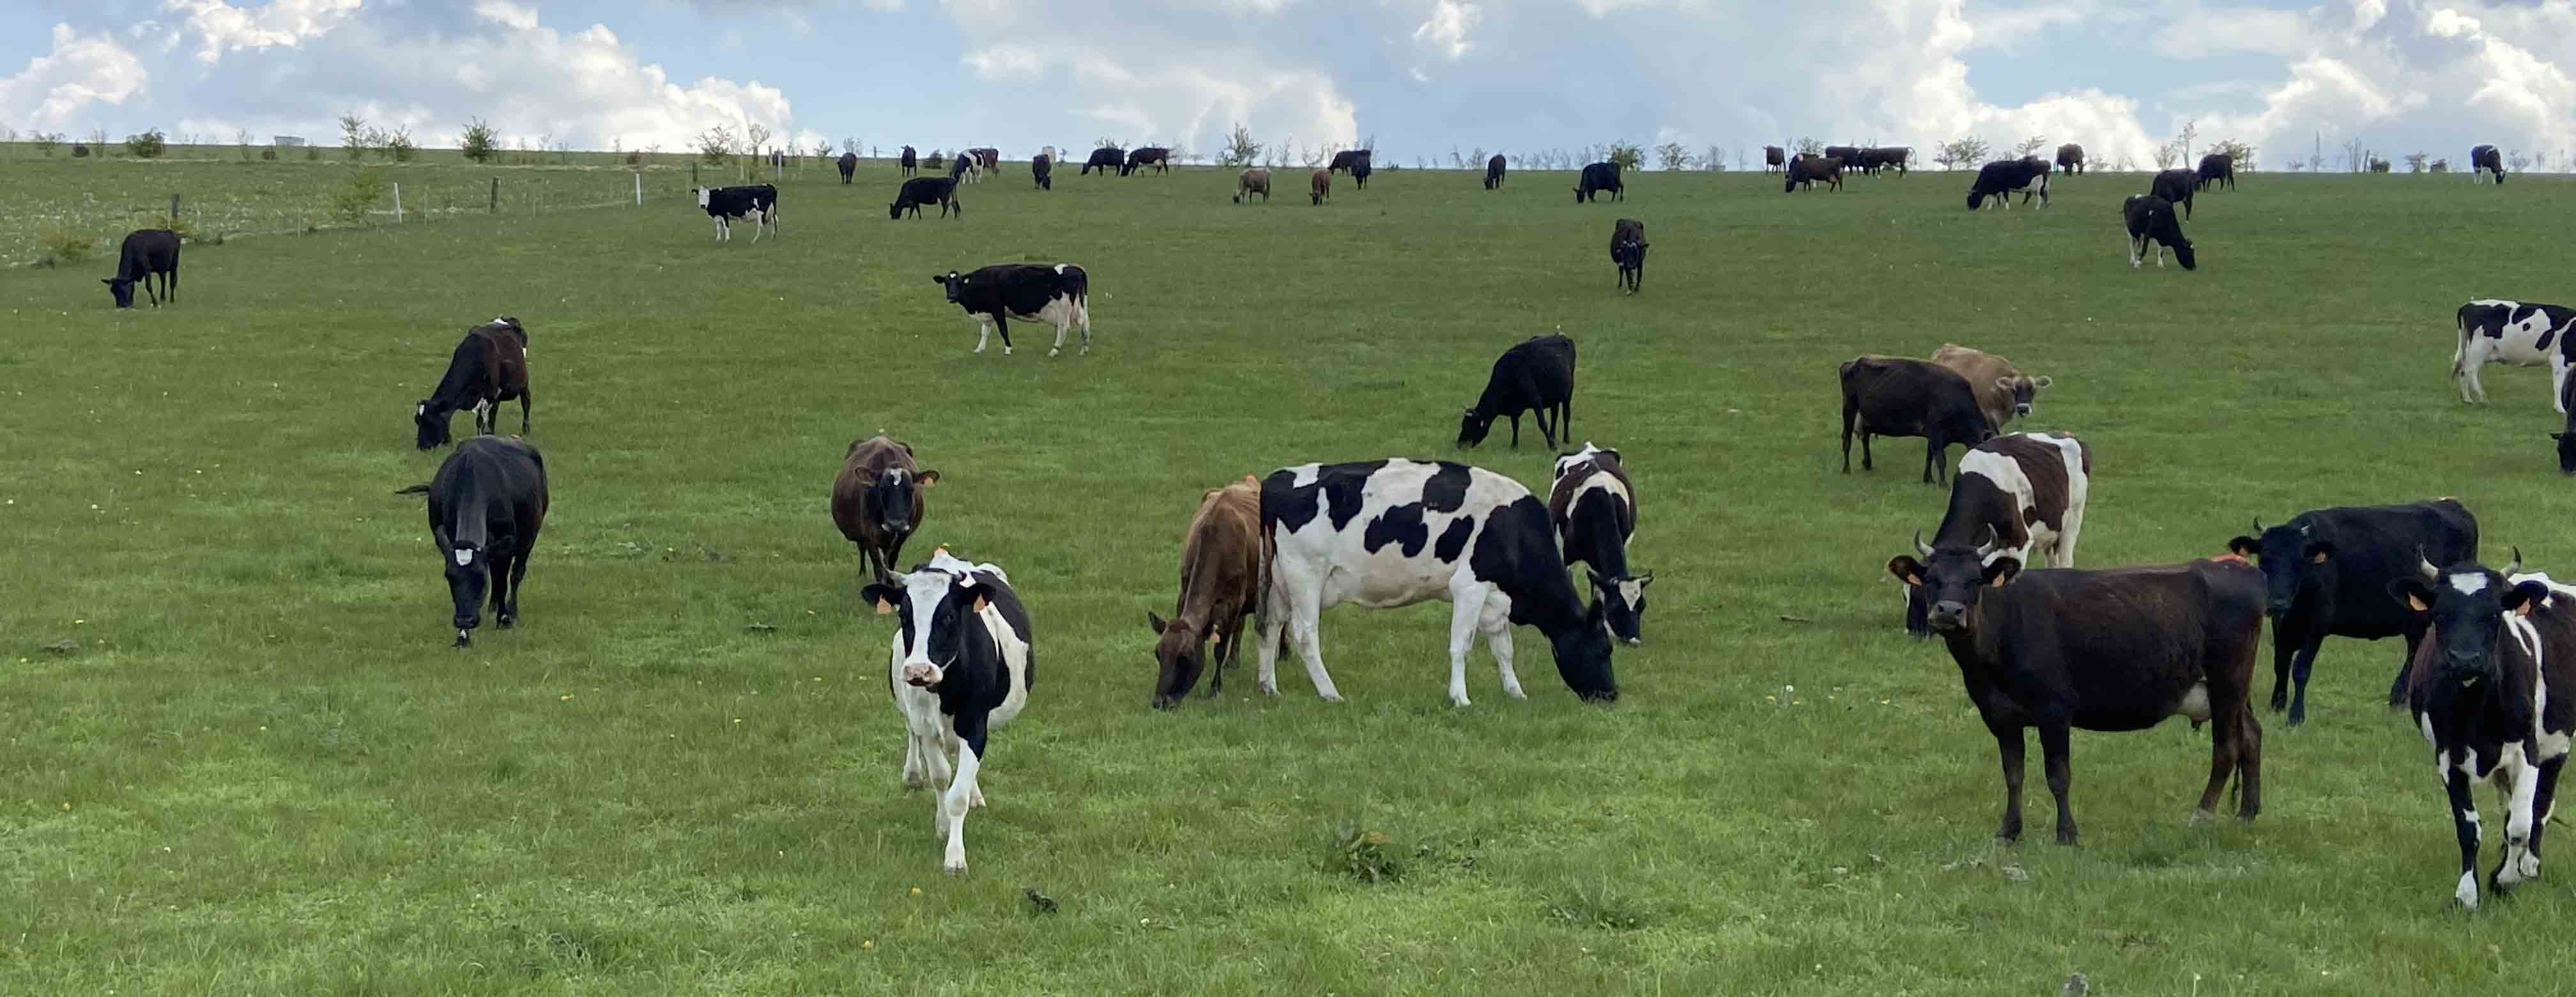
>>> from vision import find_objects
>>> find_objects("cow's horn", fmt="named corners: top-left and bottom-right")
top-left (1913, 530), bottom-right (1934, 557)
top-left (2506, 546), bottom-right (2524, 576)
top-left (2418, 546), bottom-right (2441, 582)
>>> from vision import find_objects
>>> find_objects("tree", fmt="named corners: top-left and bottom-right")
top-left (2405, 151), bottom-right (2429, 173)
top-left (2207, 138), bottom-right (2255, 171)
top-left (460, 118), bottom-right (500, 164)
top-left (697, 124), bottom-right (737, 164)
top-left (2342, 136), bottom-right (2365, 173)
top-left (1217, 122), bottom-right (1262, 167)
top-left (2013, 135), bottom-right (2048, 159)
top-left (2508, 149), bottom-right (2531, 173)
top-left (1705, 145), bottom-right (1726, 172)
top-left (384, 126), bottom-right (416, 163)
top-left (1653, 141), bottom-right (1689, 171)
top-left (1933, 137), bottom-right (1990, 171)
top-left (2175, 120), bottom-right (2198, 165)
top-left (813, 139), bottom-right (832, 161)
top-left (235, 128), bottom-right (255, 162)
top-left (744, 121), bottom-right (772, 163)
top-left (1606, 140), bottom-right (1643, 171)
top-left (123, 129), bottom-right (166, 158)
top-left (843, 137), bottom-right (860, 156)
top-left (1793, 137), bottom-right (1824, 157)
top-left (340, 112), bottom-right (370, 161)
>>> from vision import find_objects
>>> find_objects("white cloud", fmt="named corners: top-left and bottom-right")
top-left (164, 0), bottom-right (362, 64)
top-left (0, 24), bottom-right (150, 130)
top-left (1413, 0), bottom-right (1480, 62)
top-left (473, 1), bottom-right (542, 31)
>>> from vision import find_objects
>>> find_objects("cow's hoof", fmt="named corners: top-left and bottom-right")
top-left (1048, 348), bottom-right (1060, 358)
top-left (1319, 692), bottom-right (1344, 704)
top-left (2456, 871), bottom-right (2481, 909)
top-left (944, 858), bottom-right (967, 876)
top-left (1002, 347), bottom-right (1014, 356)
top-left (496, 615), bottom-right (516, 630)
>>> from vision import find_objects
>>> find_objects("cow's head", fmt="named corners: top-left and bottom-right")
top-left (436, 527), bottom-right (489, 647)
top-left (1966, 190), bottom-right (1990, 210)
top-left (694, 187), bottom-right (712, 209)
top-left (101, 277), bottom-right (137, 309)
top-left (1889, 529), bottom-right (2022, 635)
top-left (861, 550), bottom-right (996, 690)
top-left (1456, 408), bottom-right (1495, 448)
top-left (2389, 550), bottom-right (2543, 690)
top-left (868, 467), bottom-right (937, 543)
top-left (414, 400), bottom-right (450, 450)
top-left (1144, 611), bottom-right (1210, 709)
top-left (1997, 375), bottom-right (2054, 417)
top-left (1551, 599), bottom-right (1619, 702)
top-left (932, 271), bottom-right (969, 303)
top-left (889, 199), bottom-right (907, 220)
top-left (1590, 568), bottom-right (1654, 644)
top-left (2225, 520), bottom-right (2333, 616)
top-left (2553, 427), bottom-right (2576, 474)
top-left (2168, 231), bottom-right (2198, 271)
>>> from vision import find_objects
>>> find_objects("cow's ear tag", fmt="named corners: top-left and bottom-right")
top-left (2407, 594), bottom-right (2428, 612)
top-left (2517, 601), bottom-right (2536, 618)
top-left (874, 598), bottom-right (894, 615)
top-left (973, 593), bottom-right (990, 614)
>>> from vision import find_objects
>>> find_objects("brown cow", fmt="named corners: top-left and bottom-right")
top-left (1234, 167), bottom-right (1271, 205)
top-left (1146, 475), bottom-right (1265, 708)
top-left (1310, 168), bottom-right (1331, 206)
top-left (1785, 154), bottom-right (1843, 192)
top-left (415, 317), bottom-right (531, 450)
top-left (2055, 143), bottom-right (2085, 174)
top-left (1929, 343), bottom-right (2053, 431)
top-left (1764, 146), bottom-right (1787, 173)
top-left (831, 435), bottom-right (942, 584)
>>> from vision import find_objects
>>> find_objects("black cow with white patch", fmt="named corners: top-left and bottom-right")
top-left (394, 435), bottom-right (548, 648)
top-left (863, 550), bottom-right (1033, 876)
top-left (696, 184), bottom-right (778, 242)
top-left (1083, 146), bottom-right (1124, 176)
top-left (2122, 195), bottom-right (2196, 271)
top-left (2196, 153), bottom-right (2235, 190)
top-left (1609, 218), bottom-right (1646, 295)
top-left (1258, 459), bottom-right (1617, 705)
top-left (1459, 334), bottom-right (1575, 451)
top-left (838, 151), bottom-right (859, 183)
top-left (415, 316), bottom-right (532, 449)
top-left (2226, 498), bottom-right (2478, 722)
top-left (2451, 298), bottom-right (2576, 408)
top-left (931, 264), bottom-right (1092, 357)
top-left (1967, 159), bottom-right (2048, 210)
top-left (1031, 153), bottom-right (1052, 190)
top-left (890, 177), bottom-right (960, 219)
top-left (1484, 153), bottom-right (1506, 190)
top-left (2150, 168), bottom-right (2198, 219)
top-left (101, 228), bottom-right (180, 309)
top-left (1839, 355), bottom-right (1997, 485)
top-left (1550, 443), bottom-right (1651, 644)
top-left (1575, 162), bottom-right (1623, 203)
top-left (2472, 144), bottom-right (2506, 184)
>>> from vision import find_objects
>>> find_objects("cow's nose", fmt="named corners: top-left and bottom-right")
top-left (903, 663), bottom-right (938, 686)
top-left (2014, 404), bottom-right (2032, 415)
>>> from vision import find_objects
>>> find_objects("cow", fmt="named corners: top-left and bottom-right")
top-left (863, 549), bottom-right (1033, 876)
top-left (2122, 195), bottom-right (2197, 271)
top-left (414, 316), bottom-right (532, 450)
top-left (696, 183), bottom-right (778, 242)
top-left (2472, 144), bottom-right (2506, 184)
top-left (2390, 552), bottom-right (2576, 909)
top-left (1573, 162), bottom-right (1623, 203)
top-left (931, 264), bottom-right (1092, 357)
top-left (2196, 153), bottom-right (2235, 190)
top-left (394, 435), bottom-right (548, 648)
top-left (1839, 356), bottom-right (1997, 485)
top-left (2451, 299), bottom-right (2576, 408)
top-left (1123, 147), bottom-right (1171, 176)
top-left (1929, 344), bottom-right (2051, 431)
top-left (2225, 499), bottom-right (2479, 722)
top-left (900, 145), bottom-right (918, 176)
top-left (2057, 143), bottom-right (2085, 174)
top-left (971, 148), bottom-right (999, 173)
top-left (1865, 147), bottom-right (1912, 176)
top-left (1483, 154), bottom-right (1506, 190)
top-left (1459, 334), bottom-right (1576, 451)
top-left (1329, 149), bottom-right (1370, 174)
top-left (1825, 145), bottom-right (1863, 171)
top-left (890, 177), bottom-right (961, 220)
top-left (1764, 146), bottom-right (1787, 173)
top-left (2150, 168), bottom-right (2198, 219)
top-left (1234, 167), bottom-right (1270, 205)
top-left (1550, 443), bottom-right (1651, 644)
top-left (1146, 475), bottom-right (1264, 708)
top-left (1349, 152), bottom-right (1372, 190)
top-left (1784, 154), bottom-right (1843, 193)
top-left (100, 228), bottom-right (180, 309)
top-left (2558, 379), bottom-right (2576, 474)
top-left (1897, 432), bottom-right (2090, 637)
top-left (1310, 168), bottom-right (1331, 206)
top-left (1609, 218), bottom-right (1647, 295)
top-left (1083, 146), bottom-right (1124, 176)
top-left (838, 151), bottom-right (859, 184)
top-left (1031, 153), bottom-right (1052, 190)
top-left (1967, 160), bottom-right (2049, 210)
top-left (1885, 551), bottom-right (2265, 844)
top-left (1258, 459), bottom-right (1617, 705)
top-left (948, 152), bottom-right (979, 185)
top-left (832, 435), bottom-right (942, 584)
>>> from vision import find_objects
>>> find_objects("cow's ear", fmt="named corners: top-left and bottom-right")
top-left (929, 274), bottom-right (948, 285)
top-left (2507, 580), bottom-right (2552, 617)
top-left (2227, 536), bottom-right (2259, 557)
top-left (1982, 557), bottom-right (2023, 587)
top-left (1995, 377), bottom-right (2017, 392)
top-left (1887, 557), bottom-right (1924, 587)
top-left (2032, 376), bottom-right (2053, 389)
top-left (2305, 541), bottom-right (2336, 562)
top-left (1147, 611), bottom-right (1168, 634)
top-left (972, 591), bottom-right (991, 614)
top-left (862, 584), bottom-right (900, 614)
top-left (2388, 578), bottom-right (2433, 613)
top-left (914, 470), bottom-right (940, 488)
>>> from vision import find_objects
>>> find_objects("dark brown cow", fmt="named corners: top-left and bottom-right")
top-left (2056, 144), bottom-right (2085, 174)
top-left (1929, 343), bottom-right (2053, 430)
top-left (2196, 153), bottom-right (2235, 190)
top-left (1839, 356), bottom-right (1995, 484)
top-left (1785, 154), bottom-right (1843, 192)
top-left (1146, 475), bottom-right (1264, 708)
top-left (1764, 146), bottom-right (1786, 173)
top-left (831, 435), bottom-right (942, 583)
top-left (415, 317), bottom-right (531, 449)
top-left (1310, 168), bottom-right (1330, 206)
top-left (837, 151), bottom-right (859, 183)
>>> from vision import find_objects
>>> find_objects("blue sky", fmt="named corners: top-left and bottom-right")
top-left (3, 0), bottom-right (2570, 170)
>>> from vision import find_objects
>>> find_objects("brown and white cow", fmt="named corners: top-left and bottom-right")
top-left (1900, 431), bottom-right (2089, 635)
top-left (832, 435), bottom-right (942, 583)
top-left (1146, 475), bottom-right (1265, 708)
top-left (1929, 343), bottom-right (2053, 430)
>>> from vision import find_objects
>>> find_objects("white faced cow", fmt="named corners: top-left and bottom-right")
top-left (862, 549), bottom-right (1033, 876)
top-left (2453, 299), bottom-right (2576, 410)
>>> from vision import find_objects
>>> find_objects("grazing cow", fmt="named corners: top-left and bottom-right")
top-left (1083, 146), bottom-right (1125, 176)
top-left (394, 435), bottom-right (548, 648)
top-left (1310, 168), bottom-right (1331, 206)
top-left (831, 435), bottom-right (942, 584)
top-left (1784, 154), bottom-right (1843, 193)
top-left (1031, 153), bottom-right (1052, 190)
top-left (1123, 147), bottom-right (1171, 176)
top-left (1328, 149), bottom-right (1370, 174)
top-left (863, 549), bottom-right (1033, 876)
top-left (1550, 443), bottom-right (1651, 644)
top-left (1484, 154), bottom-right (1506, 190)
top-left (2472, 144), bottom-right (2506, 184)
top-left (100, 228), bottom-right (180, 309)
top-left (1886, 551), bottom-right (2265, 844)
top-left (1259, 459), bottom-right (1617, 705)
top-left (2370, 157), bottom-right (2392, 173)
top-left (838, 151), bottom-right (859, 184)
top-left (414, 316), bottom-right (532, 450)
top-left (1898, 432), bottom-right (2090, 637)
top-left (949, 153), bottom-right (979, 185)
top-left (1234, 167), bottom-right (1270, 205)
top-left (2057, 143), bottom-right (2085, 174)
top-left (1967, 160), bottom-right (2049, 210)
top-left (1146, 475), bottom-right (1264, 707)
top-left (1764, 146), bottom-right (1787, 173)
top-left (1575, 162), bottom-right (1624, 203)
top-left (1459, 334), bottom-right (1577, 451)
top-left (696, 184), bottom-right (779, 242)
top-left (1929, 344), bottom-right (2051, 431)
top-left (2122, 195), bottom-right (2197, 271)
top-left (2196, 153), bottom-right (2235, 190)
top-left (1862, 147), bottom-right (1912, 176)
top-left (2226, 499), bottom-right (2478, 722)
top-left (1609, 218), bottom-right (1647, 295)
top-left (1839, 356), bottom-right (1997, 485)
top-left (1349, 153), bottom-right (1372, 190)
top-left (2150, 168), bottom-right (2198, 219)
top-left (2391, 552), bottom-right (2576, 909)
top-left (900, 145), bottom-right (918, 176)
top-left (890, 177), bottom-right (962, 219)
top-left (1825, 145), bottom-right (1863, 171)
top-left (931, 264), bottom-right (1092, 357)
top-left (2451, 299), bottom-right (2576, 408)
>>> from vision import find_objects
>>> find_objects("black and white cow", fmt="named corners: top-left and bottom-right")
top-left (1609, 218), bottom-right (1646, 295)
top-left (1550, 443), bottom-right (1651, 644)
top-left (890, 177), bottom-right (961, 219)
top-left (949, 152), bottom-right (979, 185)
top-left (2452, 299), bottom-right (2576, 409)
top-left (931, 264), bottom-right (1092, 357)
top-left (2227, 498), bottom-right (2478, 722)
top-left (2391, 552), bottom-right (2575, 909)
top-left (2472, 144), bottom-right (2506, 184)
top-left (863, 549), bottom-right (1033, 876)
top-left (1459, 334), bottom-right (1576, 451)
top-left (2149, 168), bottom-right (2198, 219)
top-left (1967, 159), bottom-right (2048, 210)
top-left (1258, 459), bottom-right (1617, 706)
top-left (1575, 162), bottom-right (1623, 203)
top-left (1900, 431), bottom-right (2090, 637)
top-left (2122, 195), bottom-right (2196, 270)
top-left (101, 228), bottom-right (180, 309)
top-left (394, 435), bottom-right (548, 647)
top-left (696, 184), bottom-right (778, 242)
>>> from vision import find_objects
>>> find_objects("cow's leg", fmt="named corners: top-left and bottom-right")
top-left (2524, 755), bottom-right (2565, 881)
top-left (1210, 612), bottom-right (1246, 695)
top-left (1255, 580), bottom-right (1288, 697)
top-left (2285, 640), bottom-right (2323, 725)
top-left (1860, 429), bottom-right (1875, 471)
top-left (1841, 403), bottom-right (1857, 472)
top-left (2050, 509), bottom-right (2083, 567)
top-left (940, 716), bottom-right (988, 874)
top-left (2553, 356), bottom-right (2571, 415)
top-left (901, 728), bottom-right (926, 788)
top-left (1480, 594), bottom-right (1525, 700)
top-left (1992, 724), bottom-right (2027, 842)
top-left (494, 546), bottom-right (527, 628)
top-left (518, 390), bottom-right (532, 434)
top-left (2193, 692), bottom-right (2245, 821)
top-left (1047, 309), bottom-right (1069, 358)
top-left (471, 399), bottom-right (494, 436)
top-left (2037, 720), bottom-right (2078, 844)
top-left (994, 315), bottom-right (1014, 355)
top-left (1285, 576), bottom-right (1341, 702)
top-left (165, 263), bottom-right (177, 304)
top-left (2267, 633), bottom-right (2298, 713)
top-left (1444, 585), bottom-right (1489, 707)
top-left (2446, 768), bottom-right (2483, 908)
top-left (2500, 746), bottom-right (2545, 890)
top-left (1921, 439), bottom-right (1940, 485)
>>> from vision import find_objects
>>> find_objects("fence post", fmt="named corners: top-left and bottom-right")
top-left (634, 172), bottom-right (641, 206)
top-left (691, 162), bottom-right (699, 190)
top-left (392, 183), bottom-right (402, 223)
top-left (169, 193), bottom-right (180, 222)
top-left (489, 177), bottom-right (499, 213)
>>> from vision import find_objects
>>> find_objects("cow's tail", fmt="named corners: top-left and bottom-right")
top-left (1253, 502), bottom-right (1281, 660)
top-left (2453, 309), bottom-right (2472, 380)
top-left (394, 483), bottom-right (431, 496)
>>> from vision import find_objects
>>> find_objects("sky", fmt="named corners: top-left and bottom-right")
top-left (1, 0), bottom-right (2572, 170)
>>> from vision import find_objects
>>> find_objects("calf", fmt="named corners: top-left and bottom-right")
top-left (832, 435), bottom-right (942, 584)
top-left (1784, 154), bottom-right (1842, 193)
top-left (1885, 552), bottom-right (2265, 844)
top-left (101, 228), bottom-right (180, 309)
top-left (1967, 159), bottom-right (2048, 210)
top-left (1550, 444), bottom-right (1652, 644)
top-left (1483, 154), bottom-right (1506, 190)
top-left (2453, 298), bottom-right (2576, 408)
top-left (2472, 144), bottom-right (2506, 184)
top-left (1083, 146), bottom-right (1124, 176)
top-left (2056, 143), bottom-right (2084, 174)
top-left (863, 550), bottom-right (1033, 876)
top-left (1123, 147), bottom-right (1170, 176)
top-left (1899, 432), bottom-right (2090, 637)
top-left (1146, 475), bottom-right (1264, 707)
top-left (2150, 168), bottom-right (2198, 219)
top-left (900, 145), bottom-right (918, 176)
top-left (1609, 218), bottom-right (1647, 295)
top-left (1259, 458), bottom-right (1617, 705)
top-left (1763, 146), bottom-right (1786, 173)
top-left (2122, 195), bottom-right (2196, 270)
top-left (1310, 168), bottom-right (1331, 206)
top-left (838, 151), bottom-right (859, 184)
top-left (2226, 498), bottom-right (2478, 722)
top-left (1234, 167), bottom-right (1270, 204)
top-left (394, 435), bottom-right (548, 647)
top-left (1839, 356), bottom-right (1997, 485)
top-left (1929, 343), bottom-right (2052, 430)
top-left (2391, 553), bottom-right (2575, 909)
top-left (2196, 153), bottom-right (2235, 190)
top-left (696, 184), bottom-right (779, 242)
top-left (932, 263), bottom-right (1092, 357)
top-left (1575, 162), bottom-right (1624, 202)
top-left (890, 177), bottom-right (961, 219)
top-left (414, 316), bottom-right (532, 449)
top-left (1459, 334), bottom-right (1576, 451)
top-left (1031, 153), bottom-right (1052, 190)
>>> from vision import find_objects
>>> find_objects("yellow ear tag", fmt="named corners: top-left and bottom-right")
top-left (874, 598), bottom-right (895, 615)
top-left (2406, 594), bottom-right (2428, 612)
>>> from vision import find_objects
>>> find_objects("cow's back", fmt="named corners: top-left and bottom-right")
top-left (1179, 479), bottom-right (1264, 612)
top-left (1972, 560), bottom-right (2263, 730)
top-left (2313, 501), bottom-right (2477, 631)
top-left (1263, 460), bottom-right (1522, 607)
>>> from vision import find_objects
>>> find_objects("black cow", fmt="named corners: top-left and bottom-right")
top-left (1459, 334), bottom-right (1576, 451)
top-left (2150, 168), bottom-right (2198, 219)
top-left (1866, 147), bottom-right (1911, 176)
top-left (1785, 154), bottom-right (1843, 193)
top-left (2196, 153), bottom-right (2235, 190)
top-left (1575, 162), bottom-right (1623, 203)
top-left (1967, 159), bottom-right (2048, 210)
top-left (1328, 149), bottom-right (1370, 174)
top-left (1764, 146), bottom-right (1787, 173)
top-left (1885, 553), bottom-right (2266, 844)
top-left (2472, 144), bottom-right (2506, 184)
top-left (1483, 154), bottom-right (1506, 190)
top-left (838, 152), bottom-right (859, 183)
top-left (864, 549), bottom-right (1034, 875)
top-left (101, 228), bottom-right (180, 309)
top-left (1839, 356), bottom-right (1997, 485)
top-left (1609, 218), bottom-right (1646, 295)
top-left (696, 184), bottom-right (778, 242)
top-left (2056, 144), bottom-right (2085, 174)
top-left (415, 316), bottom-right (531, 450)
top-left (890, 177), bottom-right (961, 219)
top-left (1083, 146), bottom-right (1124, 175)
top-left (932, 264), bottom-right (1092, 357)
top-left (1349, 152), bottom-right (1372, 190)
top-left (1825, 145), bottom-right (1863, 171)
top-left (1031, 153), bottom-right (1053, 190)
top-left (395, 435), bottom-right (548, 648)
top-left (2556, 377), bottom-right (2576, 474)
top-left (2122, 196), bottom-right (2196, 271)
top-left (1550, 443), bottom-right (1651, 644)
top-left (901, 146), bottom-right (918, 176)
top-left (2225, 498), bottom-right (2478, 722)
top-left (1122, 147), bottom-right (1171, 176)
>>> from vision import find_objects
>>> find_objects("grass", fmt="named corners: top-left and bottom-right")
top-left (1, 157), bottom-right (2570, 994)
